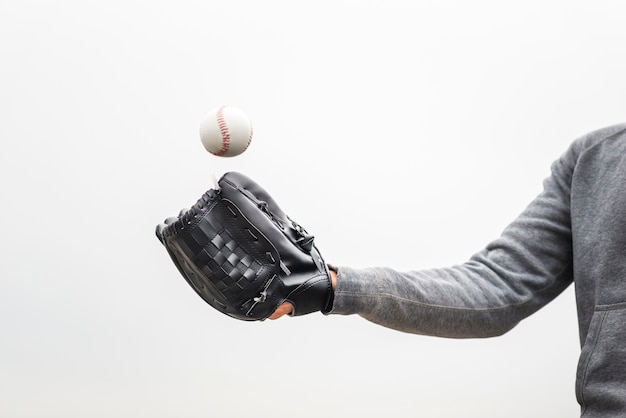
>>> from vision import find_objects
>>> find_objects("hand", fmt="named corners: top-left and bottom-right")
top-left (269, 269), bottom-right (337, 320)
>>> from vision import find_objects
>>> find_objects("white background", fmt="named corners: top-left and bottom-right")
top-left (1, 1), bottom-right (625, 417)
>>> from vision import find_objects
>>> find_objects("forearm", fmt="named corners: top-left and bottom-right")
top-left (329, 140), bottom-right (580, 338)
top-left (331, 261), bottom-right (572, 338)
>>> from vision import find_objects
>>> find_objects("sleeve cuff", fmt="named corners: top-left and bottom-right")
top-left (328, 266), bottom-right (381, 316)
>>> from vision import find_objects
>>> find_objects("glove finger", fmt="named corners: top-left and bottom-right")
top-left (164, 216), bottom-right (179, 225)
top-left (178, 208), bottom-right (189, 217)
top-left (155, 223), bottom-right (167, 243)
top-left (155, 216), bottom-right (180, 243)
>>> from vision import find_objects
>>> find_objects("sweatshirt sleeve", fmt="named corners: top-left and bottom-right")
top-left (329, 134), bottom-right (585, 338)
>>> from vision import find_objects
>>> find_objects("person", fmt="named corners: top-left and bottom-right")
top-left (269, 123), bottom-right (626, 417)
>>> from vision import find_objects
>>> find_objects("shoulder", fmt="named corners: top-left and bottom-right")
top-left (573, 122), bottom-right (626, 152)
top-left (559, 123), bottom-right (626, 169)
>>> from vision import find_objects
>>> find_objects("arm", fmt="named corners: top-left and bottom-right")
top-left (328, 140), bottom-right (582, 338)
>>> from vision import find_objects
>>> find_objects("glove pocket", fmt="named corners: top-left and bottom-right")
top-left (167, 198), bottom-right (284, 321)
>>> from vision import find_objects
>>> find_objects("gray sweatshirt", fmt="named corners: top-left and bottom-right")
top-left (330, 123), bottom-right (626, 417)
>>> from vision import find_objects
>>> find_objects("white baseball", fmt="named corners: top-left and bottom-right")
top-left (199, 105), bottom-right (253, 157)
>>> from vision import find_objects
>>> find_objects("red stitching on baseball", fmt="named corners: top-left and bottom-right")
top-left (215, 105), bottom-right (230, 156)
top-left (246, 125), bottom-right (253, 149)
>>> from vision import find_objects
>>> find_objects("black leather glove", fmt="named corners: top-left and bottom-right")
top-left (156, 172), bottom-right (334, 321)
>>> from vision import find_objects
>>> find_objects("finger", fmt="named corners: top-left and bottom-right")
top-left (268, 302), bottom-right (293, 320)
top-left (155, 223), bottom-right (167, 242)
top-left (164, 216), bottom-right (179, 225)
top-left (156, 215), bottom-right (183, 243)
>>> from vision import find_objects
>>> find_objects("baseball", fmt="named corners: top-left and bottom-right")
top-left (199, 105), bottom-right (253, 157)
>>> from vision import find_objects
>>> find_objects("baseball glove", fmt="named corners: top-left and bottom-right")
top-left (155, 172), bottom-right (334, 321)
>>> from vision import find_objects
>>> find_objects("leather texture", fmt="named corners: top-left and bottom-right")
top-left (156, 172), bottom-right (333, 321)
